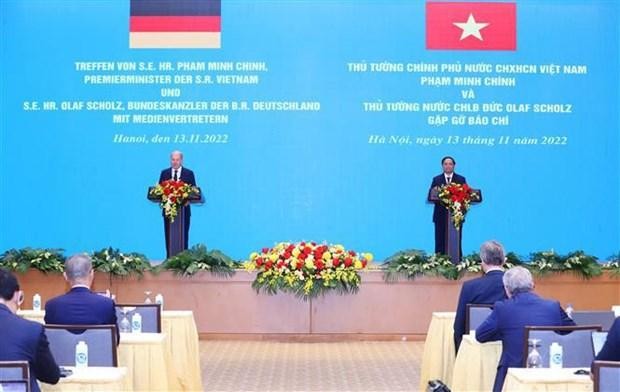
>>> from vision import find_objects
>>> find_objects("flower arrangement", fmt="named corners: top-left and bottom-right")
top-left (437, 183), bottom-right (480, 228)
top-left (383, 250), bottom-right (457, 280)
top-left (149, 180), bottom-right (199, 222)
top-left (91, 247), bottom-right (151, 276)
top-left (160, 244), bottom-right (238, 276)
top-left (529, 250), bottom-right (602, 278)
top-left (0, 248), bottom-right (65, 273)
top-left (244, 242), bottom-right (373, 299)
top-left (602, 253), bottom-right (620, 276)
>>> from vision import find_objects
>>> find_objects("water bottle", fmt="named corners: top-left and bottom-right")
top-left (549, 342), bottom-right (563, 368)
top-left (33, 293), bottom-right (41, 311)
top-left (155, 293), bottom-right (164, 311)
top-left (75, 341), bottom-right (88, 368)
top-left (526, 339), bottom-right (542, 368)
top-left (131, 312), bottom-right (142, 333)
top-left (566, 303), bottom-right (573, 319)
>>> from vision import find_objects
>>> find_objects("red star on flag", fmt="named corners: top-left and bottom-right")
top-left (426, 2), bottom-right (516, 50)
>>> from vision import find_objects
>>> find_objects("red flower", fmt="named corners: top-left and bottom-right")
top-left (265, 261), bottom-right (273, 270)
top-left (170, 196), bottom-right (177, 203)
top-left (333, 257), bottom-right (341, 267)
top-left (315, 260), bottom-right (325, 271)
top-left (262, 247), bottom-right (270, 254)
top-left (256, 258), bottom-right (263, 267)
top-left (344, 257), bottom-right (353, 267)
top-left (348, 250), bottom-right (356, 257)
top-left (361, 259), bottom-right (368, 268)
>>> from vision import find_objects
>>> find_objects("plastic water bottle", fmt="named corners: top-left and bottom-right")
top-left (566, 303), bottom-right (574, 319)
top-left (33, 293), bottom-right (41, 311)
top-left (155, 293), bottom-right (164, 311)
top-left (75, 341), bottom-right (88, 368)
top-left (131, 312), bottom-right (142, 333)
top-left (549, 342), bottom-right (563, 368)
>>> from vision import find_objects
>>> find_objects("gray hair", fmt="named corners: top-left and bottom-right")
top-left (65, 254), bottom-right (93, 281)
top-left (170, 150), bottom-right (183, 159)
top-left (480, 240), bottom-right (505, 266)
top-left (502, 266), bottom-right (534, 295)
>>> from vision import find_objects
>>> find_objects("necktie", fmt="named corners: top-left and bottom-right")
top-left (173, 169), bottom-right (178, 181)
top-left (447, 176), bottom-right (452, 184)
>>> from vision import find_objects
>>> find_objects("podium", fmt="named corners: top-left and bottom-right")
top-left (148, 187), bottom-right (202, 258)
top-left (428, 187), bottom-right (482, 264)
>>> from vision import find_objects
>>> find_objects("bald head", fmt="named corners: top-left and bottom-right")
top-left (64, 254), bottom-right (94, 286)
top-left (170, 150), bottom-right (183, 169)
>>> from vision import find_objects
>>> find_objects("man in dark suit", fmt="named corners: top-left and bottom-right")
top-left (453, 240), bottom-right (508, 352)
top-left (429, 156), bottom-right (466, 257)
top-left (45, 254), bottom-right (119, 344)
top-left (595, 316), bottom-right (620, 361)
top-left (476, 266), bottom-right (575, 392)
top-left (158, 150), bottom-right (197, 256)
top-left (0, 269), bottom-right (60, 392)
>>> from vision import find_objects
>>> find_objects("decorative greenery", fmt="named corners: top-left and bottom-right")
top-left (244, 242), bottom-right (373, 300)
top-left (90, 247), bottom-right (151, 276)
top-left (0, 248), bottom-right (65, 273)
top-left (528, 250), bottom-right (602, 278)
top-left (382, 249), bottom-right (606, 281)
top-left (602, 253), bottom-right (620, 276)
top-left (160, 244), bottom-right (238, 276)
top-left (383, 250), bottom-right (456, 281)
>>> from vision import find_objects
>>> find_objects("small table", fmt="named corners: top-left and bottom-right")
top-left (502, 367), bottom-right (593, 392)
top-left (118, 332), bottom-right (181, 391)
top-left (419, 312), bottom-right (456, 391)
top-left (40, 366), bottom-right (129, 392)
top-left (452, 333), bottom-right (502, 392)
top-left (162, 310), bottom-right (203, 391)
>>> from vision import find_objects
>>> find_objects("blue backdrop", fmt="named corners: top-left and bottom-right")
top-left (1, 0), bottom-right (618, 261)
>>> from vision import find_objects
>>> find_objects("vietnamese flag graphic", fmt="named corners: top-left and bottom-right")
top-left (426, 2), bottom-right (516, 50)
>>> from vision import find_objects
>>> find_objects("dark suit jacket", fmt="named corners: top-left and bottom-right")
top-left (429, 173), bottom-right (466, 222)
top-left (476, 292), bottom-right (575, 392)
top-left (0, 304), bottom-right (60, 392)
top-left (595, 316), bottom-right (620, 361)
top-left (453, 269), bottom-right (507, 352)
top-left (159, 166), bottom-right (197, 216)
top-left (45, 287), bottom-right (119, 344)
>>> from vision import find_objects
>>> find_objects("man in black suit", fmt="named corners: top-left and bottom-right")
top-left (0, 269), bottom-right (61, 392)
top-left (595, 316), bottom-right (620, 361)
top-left (429, 156), bottom-right (466, 256)
top-left (159, 150), bottom-right (197, 256)
top-left (476, 267), bottom-right (575, 392)
top-left (45, 254), bottom-right (119, 344)
top-left (453, 240), bottom-right (508, 352)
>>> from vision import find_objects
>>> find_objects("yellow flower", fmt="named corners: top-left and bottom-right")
top-left (292, 247), bottom-right (301, 257)
top-left (304, 279), bottom-right (314, 294)
top-left (243, 261), bottom-right (256, 272)
top-left (354, 260), bottom-right (363, 269)
top-left (305, 259), bottom-right (315, 269)
top-left (322, 252), bottom-right (332, 261)
top-left (362, 253), bottom-right (374, 262)
top-left (333, 244), bottom-right (345, 252)
top-left (269, 253), bottom-right (278, 262)
top-left (290, 259), bottom-right (297, 270)
top-left (249, 252), bottom-right (259, 261)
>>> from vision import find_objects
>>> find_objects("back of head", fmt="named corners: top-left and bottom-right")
top-left (480, 240), bottom-right (505, 266)
top-left (502, 266), bottom-right (534, 296)
top-left (0, 268), bottom-right (19, 301)
top-left (64, 254), bottom-right (93, 284)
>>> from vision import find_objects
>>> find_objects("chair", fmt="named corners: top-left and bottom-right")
top-left (0, 361), bottom-right (30, 392)
top-left (592, 360), bottom-right (620, 392)
top-left (115, 303), bottom-right (162, 333)
top-left (465, 304), bottom-right (493, 332)
top-left (0, 380), bottom-right (29, 392)
top-left (524, 325), bottom-right (602, 367)
top-left (44, 324), bottom-right (118, 367)
top-left (572, 311), bottom-right (616, 331)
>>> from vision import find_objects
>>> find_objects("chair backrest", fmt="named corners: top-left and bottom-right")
top-left (0, 361), bottom-right (29, 382)
top-left (44, 324), bottom-right (118, 367)
top-left (572, 311), bottom-right (616, 331)
top-left (524, 325), bottom-right (602, 367)
top-left (0, 380), bottom-right (29, 392)
top-left (465, 304), bottom-right (493, 332)
top-left (593, 360), bottom-right (620, 392)
top-left (592, 332), bottom-right (608, 356)
top-left (115, 304), bottom-right (161, 333)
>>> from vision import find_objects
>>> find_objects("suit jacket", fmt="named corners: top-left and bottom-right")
top-left (159, 166), bottom-right (197, 217)
top-left (429, 173), bottom-right (466, 222)
top-left (476, 292), bottom-right (575, 392)
top-left (45, 287), bottom-right (119, 344)
top-left (453, 269), bottom-right (507, 352)
top-left (595, 316), bottom-right (620, 361)
top-left (0, 304), bottom-right (60, 392)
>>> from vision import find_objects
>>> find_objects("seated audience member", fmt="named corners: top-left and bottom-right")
top-left (595, 316), bottom-right (620, 361)
top-left (0, 269), bottom-right (61, 392)
top-left (453, 240), bottom-right (507, 352)
top-left (476, 266), bottom-right (575, 392)
top-left (45, 254), bottom-right (118, 342)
